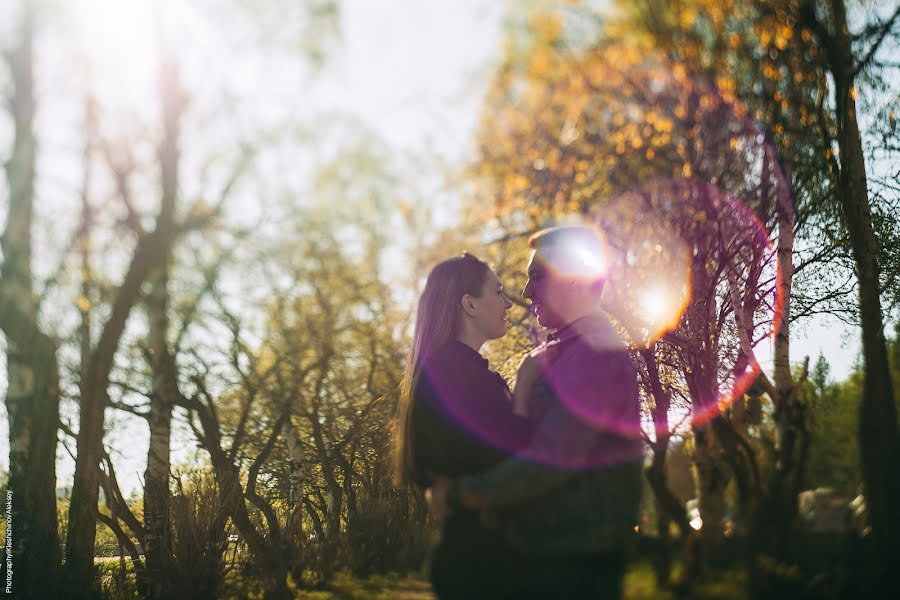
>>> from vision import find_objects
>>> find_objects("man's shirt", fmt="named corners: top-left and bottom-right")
top-left (458, 313), bottom-right (645, 553)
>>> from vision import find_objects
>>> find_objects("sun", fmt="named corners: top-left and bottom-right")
top-left (635, 281), bottom-right (690, 344)
top-left (640, 288), bottom-right (668, 322)
top-left (60, 0), bottom-right (198, 116)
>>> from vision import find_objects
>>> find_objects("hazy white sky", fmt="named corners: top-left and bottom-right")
top-left (0, 0), bottom-right (864, 494)
top-left (1, 0), bottom-right (514, 494)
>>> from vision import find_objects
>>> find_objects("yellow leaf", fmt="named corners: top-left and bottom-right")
top-left (76, 294), bottom-right (91, 313)
top-left (775, 33), bottom-right (789, 51)
top-left (529, 11), bottom-right (563, 43)
top-left (679, 7), bottom-right (697, 28)
top-left (528, 47), bottom-right (553, 79)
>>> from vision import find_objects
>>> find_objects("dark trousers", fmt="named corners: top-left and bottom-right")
top-left (507, 550), bottom-right (627, 600)
top-left (429, 513), bottom-right (512, 600)
top-left (430, 514), bottom-right (626, 600)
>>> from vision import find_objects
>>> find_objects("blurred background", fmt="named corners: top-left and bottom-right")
top-left (0, 0), bottom-right (898, 598)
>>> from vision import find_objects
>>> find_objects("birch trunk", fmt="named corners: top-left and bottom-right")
top-left (141, 53), bottom-right (182, 600)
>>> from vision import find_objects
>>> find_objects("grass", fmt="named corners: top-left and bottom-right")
top-left (95, 558), bottom-right (751, 598)
top-left (291, 562), bottom-right (750, 600)
top-left (624, 562), bottom-right (748, 600)
top-left (294, 572), bottom-right (433, 600)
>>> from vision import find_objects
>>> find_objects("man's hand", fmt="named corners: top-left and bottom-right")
top-left (425, 476), bottom-right (450, 522)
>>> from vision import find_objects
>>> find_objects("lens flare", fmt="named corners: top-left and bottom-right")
top-left (640, 288), bottom-right (668, 321)
top-left (536, 225), bottom-right (609, 282)
top-left (450, 56), bottom-right (793, 468)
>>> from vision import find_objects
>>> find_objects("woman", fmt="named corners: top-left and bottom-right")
top-left (395, 252), bottom-right (531, 599)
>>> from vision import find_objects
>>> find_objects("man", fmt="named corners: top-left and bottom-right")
top-left (427, 225), bottom-right (644, 599)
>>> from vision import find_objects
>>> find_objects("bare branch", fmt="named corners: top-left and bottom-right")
top-left (852, 4), bottom-right (900, 78)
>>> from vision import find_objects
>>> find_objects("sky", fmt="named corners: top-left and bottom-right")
top-left (0, 0), bottom-right (865, 495)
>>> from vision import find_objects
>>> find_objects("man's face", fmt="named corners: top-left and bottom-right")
top-left (522, 250), bottom-right (568, 330)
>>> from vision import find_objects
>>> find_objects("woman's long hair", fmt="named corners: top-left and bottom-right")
top-left (393, 253), bottom-right (491, 486)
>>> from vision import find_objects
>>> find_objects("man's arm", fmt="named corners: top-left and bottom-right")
top-left (453, 404), bottom-right (591, 508)
top-left (452, 348), bottom-right (638, 510)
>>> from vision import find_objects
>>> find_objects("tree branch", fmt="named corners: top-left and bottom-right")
top-left (852, 4), bottom-right (900, 78)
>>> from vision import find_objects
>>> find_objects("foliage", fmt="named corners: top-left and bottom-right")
top-left (803, 363), bottom-right (860, 493)
top-left (346, 495), bottom-right (430, 577)
top-left (167, 469), bottom-right (229, 600)
top-left (96, 559), bottom-right (140, 600)
top-left (804, 327), bottom-right (900, 494)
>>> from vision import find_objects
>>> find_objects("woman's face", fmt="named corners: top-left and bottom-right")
top-left (468, 269), bottom-right (513, 340)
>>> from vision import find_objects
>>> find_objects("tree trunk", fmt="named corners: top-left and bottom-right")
top-left (685, 292), bottom-right (729, 555)
top-left (0, 8), bottom-right (61, 598)
top-left (341, 455), bottom-right (358, 535)
top-left (310, 412), bottom-right (343, 539)
top-left (303, 496), bottom-right (326, 543)
top-left (826, 0), bottom-right (900, 581)
top-left (646, 440), bottom-right (693, 587)
top-left (325, 477), bottom-right (343, 540)
top-left (142, 341), bottom-right (173, 600)
top-left (142, 52), bottom-right (182, 599)
top-left (284, 418), bottom-right (304, 543)
top-left (755, 157), bottom-right (807, 557)
top-left (65, 232), bottom-right (171, 599)
top-left (208, 454), bottom-right (289, 600)
top-left (639, 347), bottom-right (692, 585)
top-left (65, 376), bottom-right (108, 598)
top-left (640, 349), bottom-right (692, 535)
top-left (692, 425), bottom-right (729, 549)
top-left (97, 454), bottom-right (146, 584)
top-left (64, 54), bottom-right (183, 598)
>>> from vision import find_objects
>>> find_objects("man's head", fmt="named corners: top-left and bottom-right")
top-left (522, 225), bottom-right (608, 330)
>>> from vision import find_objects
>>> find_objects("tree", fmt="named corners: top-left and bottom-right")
top-left (0, 5), bottom-right (61, 597)
top-left (606, 3), bottom-right (899, 582)
top-left (139, 50), bottom-right (183, 600)
top-left (63, 52), bottom-right (185, 600)
top-left (804, 357), bottom-right (861, 493)
top-left (798, 0), bottom-right (900, 580)
top-left (469, 7), bottom-right (793, 579)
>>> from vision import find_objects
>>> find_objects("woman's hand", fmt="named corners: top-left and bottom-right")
top-left (425, 476), bottom-right (450, 522)
top-left (512, 353), bottom-right (542, 417)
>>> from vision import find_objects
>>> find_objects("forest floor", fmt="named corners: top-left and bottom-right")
top-left (94, 557), bottom-right (749, 598)
top-left (295, 572), bottom-right (435, 600)
top-left (293, 562), bottom-right (750, 600)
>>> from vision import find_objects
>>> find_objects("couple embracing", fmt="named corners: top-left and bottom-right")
top-left (395, 225), bottom-right (644, 599)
